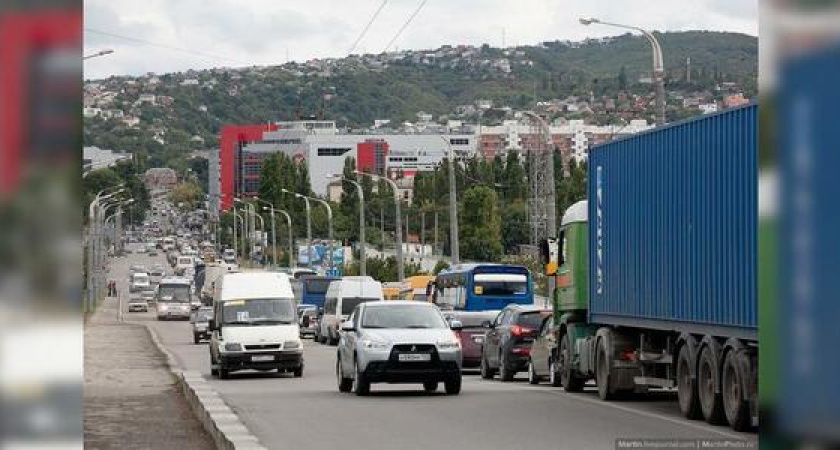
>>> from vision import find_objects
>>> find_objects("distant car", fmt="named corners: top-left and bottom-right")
top-left (336, 301), bottom-right (463, 396)
top-left (129, 264), bottom-right (146, 275)
top-left (479, 305), bottom-right (551, 381)
top-left (140, 289), bottom-right (156, 305)
top-left (130, 272), bottom-right (151, 293)
top-left (442, 310), bottom-right (500, 369)
top-left (299, 308), bottom-right (319, 338)
top-left (136, 246), bottom-right (147, 254)
top-left (127, 295), bottom-right (148, 312)
top-left (526, 313), bottom-right (560, 386)
top-left (190, 306), bottom-right (214, 344)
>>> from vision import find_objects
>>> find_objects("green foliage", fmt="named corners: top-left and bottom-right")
top-left (433, 260), bottom-right (450, 275)
top-left (343, 256), bottom-right (423, 282)
top-left (460, 186), bottom-right (502, 262)
top-left (82, 160), bottom-right (150, 226)
top-left (168, 182), bottom-right (203, 209)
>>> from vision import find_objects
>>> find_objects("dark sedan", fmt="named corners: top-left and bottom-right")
top-left (480, 305), bottom-right (551, 381)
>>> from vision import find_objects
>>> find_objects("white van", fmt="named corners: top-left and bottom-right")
top-left (318, 276), bottom-right (383, 345)
top-left (175, 255), bottom-right (195, 276)
top-left (209, 271), bottom-right (304, 379)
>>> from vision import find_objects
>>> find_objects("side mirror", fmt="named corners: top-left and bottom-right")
top-left (449, 320), bottom-right (463, 331)
top-left (481, 320), bottom-right (493, 329)
top-left (341, 321), bottom-right (355, 332)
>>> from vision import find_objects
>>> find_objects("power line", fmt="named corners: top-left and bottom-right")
top-left (348, 0), bottom-right (389, 55)
top-left (84, 28), bottom-right (251, 65)
top-left (382, 0), bottom-right (427, 54)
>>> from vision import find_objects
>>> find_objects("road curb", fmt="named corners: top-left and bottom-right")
top-left (143, 324), bottom-right (267, 450)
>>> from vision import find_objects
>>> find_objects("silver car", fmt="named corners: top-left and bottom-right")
top-left (336, 301), bottom-right (463, 396)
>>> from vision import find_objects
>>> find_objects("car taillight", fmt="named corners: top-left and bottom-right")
top-left (511, 347), bottom-right (531, 355)
top-left (619, 347), bottom-right (637, 361)
top-left (511, 325), bottom-right (535, 337)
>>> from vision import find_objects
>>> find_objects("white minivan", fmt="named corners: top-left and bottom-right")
top-left (318, 276), bottom-right (384, 345)
top-left (209, 271), bottom-right (304, 379)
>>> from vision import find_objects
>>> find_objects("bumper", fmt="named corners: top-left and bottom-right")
top-left (360, 346), bottom-right (461, 383)
top-left (157, 311), bottom-right (191, 320)
top-left (128, 304), bottom-right (148, 312)
top-left (193, 329), bottom-right (210, 339)
top-left (219, 351), bottom-right (303, 372)
top-left (503, 346), bottom-right (531, 371)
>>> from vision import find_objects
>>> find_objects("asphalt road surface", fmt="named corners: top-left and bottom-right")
top-left (114, 248), bottom-right (757, 450)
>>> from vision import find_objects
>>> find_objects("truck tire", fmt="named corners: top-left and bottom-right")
top-left (677, 345), bottom-right (702, 420)
top-left (560, 332), bottom-right (584, 392)
top-left (722, 350), bottom-right (750, 431)
top-left (697, 346), bottom-right (725, 424)
top-left (596, 338), bottom-right (615, 400)
top-left (444, 374), bottom-right (462, 395)
top-left (549, 357), bottom-right (562, 387)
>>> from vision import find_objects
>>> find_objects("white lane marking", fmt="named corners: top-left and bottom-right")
top-left (474, 379), bottom-right (747, 440)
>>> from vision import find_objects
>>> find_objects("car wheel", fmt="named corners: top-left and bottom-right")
top-left (219, 367), bottom-right (230, 380)
top-left (293, 365), bottom-right (304, 378)
top-left (549, 357), bottom-right (562, 387)
top-left (527, 358), bottom-right (540, 384)
top-left (480, 353), bottom-right (495, 379)
top-left (193, 334), bottom-right (200, 345)
top-left (560, 332), bottom-right (584, 392)
top-left (353, 359), bottom-right (370, 396)
top-left (444, 374), bottom-right (462, 395)
top-left (337, 357), bottom-right (352, 393)
top-left (423, 381), bottom-right (438, 392)
top-left (499, 352), bottom-right (514, 382)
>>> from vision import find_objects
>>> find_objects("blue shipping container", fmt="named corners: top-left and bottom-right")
top-left (587, 105), bottom-right (757, 340)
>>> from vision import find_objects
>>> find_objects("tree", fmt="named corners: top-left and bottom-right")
top-left (618, 65), bottom-right (628, 91)
top-left (460, 186), bottom-right (502, 262)
top-left (168, 182), bottom-right (203, 209)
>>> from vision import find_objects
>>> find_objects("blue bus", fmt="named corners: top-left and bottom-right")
top-left (291, 276), bottom-right (336, 309)
top-left (431, 264), bottom-right (533, 311)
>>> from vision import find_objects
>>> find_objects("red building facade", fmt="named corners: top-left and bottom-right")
top-left (219, 124), bottom-right (277, 210)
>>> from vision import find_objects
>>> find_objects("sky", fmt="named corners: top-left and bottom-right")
top-left (83, 0), bottom-right (758, 80)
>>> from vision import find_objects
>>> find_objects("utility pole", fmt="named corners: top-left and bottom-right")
top-left (441, 137), bottom-right (460, 265)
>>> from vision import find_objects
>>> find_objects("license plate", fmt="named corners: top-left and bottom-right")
top-left (398, 353), bottom-right (431, 362)
top-left (472, 336), bottom-right (484, 344)
top-left (252, 355), bottom-right (274, 362)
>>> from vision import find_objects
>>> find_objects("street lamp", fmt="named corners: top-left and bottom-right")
top-left (282, 189), bottom-right (313, 269)
top-left (579, 17), bottom-right (665, 125)
top-left (234, 212), bottom-right (246, 262)
top-left (355, 171), bottom-right (404, 282)
top-left (439, 136), bottom-right (460, 265)
top-left (330, 174), bottom-right (366, 276)
top-left (83, 49), bottom-right (114, 60)
top-left (254, 197), bottom-right (278, 267)
top-left (521, 111), bottom-right (558, 234)
top-left (263, 206), bottom-right (294, 269)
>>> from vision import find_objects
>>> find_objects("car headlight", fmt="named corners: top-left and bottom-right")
top-left (283, 340), bottom-right (301, 350)
top-left (223, 342), bottom-right (242, 352)
top-left (361, 339), bottom-right (389, 350)
top-left (436, 339), bottom-right (461, 350)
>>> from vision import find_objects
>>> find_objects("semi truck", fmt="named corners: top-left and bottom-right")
top-left (543, 104), bottom-right (758, 432)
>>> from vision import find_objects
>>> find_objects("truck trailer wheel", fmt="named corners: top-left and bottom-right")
top-left (677, 345), bottom-right (702, 420)
top-left (697, 346), bottom-right (725, 424)
top-left (722, 350), bottom-right (750, 431)
top-left (596, 338), bottom-right (614, 401)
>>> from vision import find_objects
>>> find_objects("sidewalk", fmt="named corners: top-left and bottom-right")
top-left (84, 294), bottom-right (214, 449)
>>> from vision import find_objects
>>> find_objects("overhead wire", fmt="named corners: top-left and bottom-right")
top-left (347, 0), bottom-right (389, 55)
top-left (84, 28), bottom-right (251, 65)
top-left (382, 0), bottom-right (428, 53)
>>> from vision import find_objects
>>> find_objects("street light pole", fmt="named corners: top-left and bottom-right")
top-left (440, 137), bottom-right (460, 265)
top-left (356, 171), bottom-right (403, 281)
top-left (337, 176), bottom-right (366, 276)
top-left (275, 209), bottom-right (294, 269)
top-left (255, 198), bottom-right (277, 267)
top-left (234, 212), bottom-right (246, 261)
top-left (522, 111), bottom-right (558, 235)
top-left (310, 197), bottom-right (334, 275)
top-left (284, 189), bottom-right (313, 269)
top-left (579, 17), bottom-right (665, 125)
top-left (232, 203), bottom-right (239, 261)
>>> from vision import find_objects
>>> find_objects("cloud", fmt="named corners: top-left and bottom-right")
top-left (83, 0), bottom-right (758, 79)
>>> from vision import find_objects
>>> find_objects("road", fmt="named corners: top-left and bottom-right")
top-left (113, 248), bottom-right (757, 450)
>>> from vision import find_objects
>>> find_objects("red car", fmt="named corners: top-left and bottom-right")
top-left (444, 311), bottom-right (500, 369)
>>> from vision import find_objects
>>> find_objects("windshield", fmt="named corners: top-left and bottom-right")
top-left (178, 257), bottom-right (193, 265)
top-left (473, 274), bottom-right (529, 296)
top-left (412, 293), bottom-right (427, 302)
top-left (517, 311), bottom-right (552, 328)
top-left (342, 297), bottom-right (377, 315)
top-left (447, 311), bottom-right (499, 328)
top-left (133, 274), bottom-right (149, 283)
top-left (222, 298), bottom-right (295, 325)
top-left (304, 278), bottom-right (332, 294)
top-left (193, 309), bottom-right (213, 322)
top-left (158, 285), bottom-right (191, 303)
top-left (361, 305), bottom-right (447, 329)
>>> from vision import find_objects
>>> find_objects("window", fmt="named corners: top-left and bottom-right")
top-left (450, 138), bottom-right (470, 145)
top-left (317, 147), bottom-right (351, 157)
